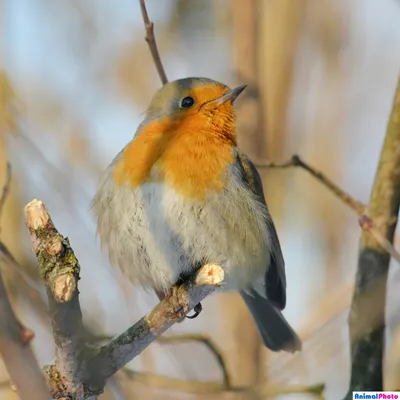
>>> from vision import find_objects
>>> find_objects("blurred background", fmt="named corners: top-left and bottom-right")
top-left (1, 0), bottom-right (400, 399)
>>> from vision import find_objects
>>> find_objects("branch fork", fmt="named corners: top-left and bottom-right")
top-left (23, 198), bottom-right (224, 398)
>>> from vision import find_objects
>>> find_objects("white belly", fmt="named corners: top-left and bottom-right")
top-left (92, 164), bottom-right (272, 293)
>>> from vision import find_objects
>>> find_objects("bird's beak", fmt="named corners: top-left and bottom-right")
top-left (207, 84), bottom-right (247, 107)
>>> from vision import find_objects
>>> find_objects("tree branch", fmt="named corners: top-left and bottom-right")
top-left (121, 368), bottom-right (324, 398)
top-left (0, 240), bottom-right (49, 324)
top-left (83, 263), bottom-right (224, 392)
top-left (0, 165), bottom-right (50, 400)
top-left (24, 199), bottom-right (86, 397)
top-left (257, 155), bottom-right (400, 264)
top-left (157, 334), bottom-right (231, 387)
top-left (359, 215), bottom-right (400, 265)
top-left (344, 73), bottom-right (400, 397)
top-left (0, 162), bottom-right (11, 233)
top-left (23, 199), bottom-right (225, 398)
top-left (256, 154), bottom-right (365, 214)
top-left (139, 0), bottom-right (168, 85)
top-left (0, 274), bottom-right (51, 400)
top-left (0, 241), bottom-right (50, 400)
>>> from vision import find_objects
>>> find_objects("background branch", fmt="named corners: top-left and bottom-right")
top-left (256, 155), bottom-right (365, 214)
top-left (0, 240), bottom-right (49, 324)
top-left (257, 155), bottom-right (400, 264)
top-left (0, 162), bottom-right (11, 232)
top-left (121, 368), bottom-right (324, 398)
top-left (0, 190), bottom-right (50, 400)
top-left (359, 215), bottom-right (400, 264)
top-left (344, 73), bottom-right (400, 397)
top-left (0, 271), bottom-right (51, 400)
top-left (139, 0), bottom-right (168, 85)
top-left (157, 333), bottom-right (231, 387)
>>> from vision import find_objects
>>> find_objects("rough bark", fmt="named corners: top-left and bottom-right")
top-left (345, 74), bottom-right (400, 396)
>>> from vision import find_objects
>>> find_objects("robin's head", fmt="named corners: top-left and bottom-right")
top-left (140, 77), bottom-right (247, 139)
top-left (114, 78), bottom-right (247, 197)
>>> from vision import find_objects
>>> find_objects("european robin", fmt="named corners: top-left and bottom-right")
top-left (91, 77), bottom-right (301, 353)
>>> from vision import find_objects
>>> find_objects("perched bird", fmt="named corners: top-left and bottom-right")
top-left (91, 77), bottom-right (301, 353)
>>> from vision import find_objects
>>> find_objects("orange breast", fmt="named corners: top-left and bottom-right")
top-left (113, 112), bottom-right (237, 200)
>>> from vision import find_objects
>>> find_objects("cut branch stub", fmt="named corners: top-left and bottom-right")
top-left (24, 199), bottom-right (80, 303)
top-left (24, 199), bottom-right (85, 396)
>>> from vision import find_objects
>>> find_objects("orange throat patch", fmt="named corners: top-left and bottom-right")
top-left (113, 114), bottom-right (237, 200)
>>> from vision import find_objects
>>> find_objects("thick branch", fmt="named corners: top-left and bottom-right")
top-left (84, 263), bottom-right (224, 392)
top-left (0, 261), bottom-right (50, 399)
top-left (139, 0), bottom-right (168, 85)
top-left (344, 74), bottom-right (400, 397)
top-left (24, 199), bottom-right (85, 396)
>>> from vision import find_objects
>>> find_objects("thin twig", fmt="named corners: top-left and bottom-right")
top-left (0, 162), bottom-right (11, 234)
top-left (0, 240), bottom-right (48, 323)
top-left (121, 368), bottom-right (324, 397)
top-left (0, 259), bottom-right (50, 400)
top-left (256, 155), bottom-right (365, 214)
top-left (257, 154), bottom-right (400, 264)
top-left (157, 334), bottom-right (231, 387)
top-left (139, 0), bottom-right (168, 85)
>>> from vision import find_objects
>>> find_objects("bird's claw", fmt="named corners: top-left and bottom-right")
top-left (165, 285), bottom-right (189, 320)
top-left (186, 302), bottom-right (202, 319)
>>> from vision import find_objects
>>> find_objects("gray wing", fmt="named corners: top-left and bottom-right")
top-left (235, 150), bottom-right (286, 310)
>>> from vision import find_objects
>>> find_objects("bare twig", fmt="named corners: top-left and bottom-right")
top-left (256, 155), bottom-right (365, 214)
top-left (0, 257), bottom-right (50, 400)
top-left (121, 368), bottom-right (324, 397)
top-left (257, 155), bottom-right (400, 264)
top-left (24, 199), bottom-right (85, 397)
top-left (157, 334), bottom-right (231, 387)
top-left (0, 240), bottom-right (48, 322)
top-left (0, 162), bottom-right (11, 231)
top-left (344, 74), bottom-right (400, 398)
top-left (139, 0), bottom-right (168, 85)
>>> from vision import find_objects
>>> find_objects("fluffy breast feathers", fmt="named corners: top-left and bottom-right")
top-left (91, 151), bottom-right (272, 293)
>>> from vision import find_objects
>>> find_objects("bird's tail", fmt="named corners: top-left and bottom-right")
top-left (241, 290), bottom-right (302, 353)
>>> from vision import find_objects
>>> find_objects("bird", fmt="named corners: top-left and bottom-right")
top-left (91, 77), bottom-right (302, 353)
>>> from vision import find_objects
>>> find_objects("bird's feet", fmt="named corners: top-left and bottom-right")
top-left (164, 285), bottom-right (190, 320)
top-left (162, 286), bottom-right (203, 321)
top-left (186, 302), bottom-right (202, 319)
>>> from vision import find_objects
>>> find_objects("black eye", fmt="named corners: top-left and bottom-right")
top-left (180, 96), bottom-right (195, 108)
